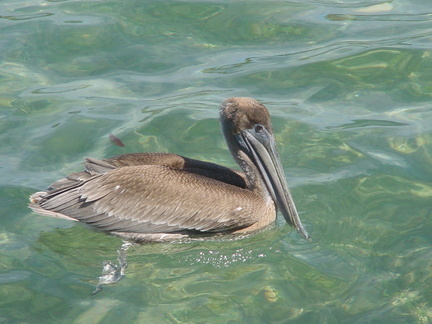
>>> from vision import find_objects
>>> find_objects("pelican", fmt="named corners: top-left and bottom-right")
top-left (29, 97), bottom-right (309, 242)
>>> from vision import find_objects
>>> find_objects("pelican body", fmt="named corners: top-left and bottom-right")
top-left (30, 98), bottom-right (309, 242)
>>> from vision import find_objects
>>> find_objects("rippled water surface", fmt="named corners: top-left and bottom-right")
top-left (1, 0), bottom-right (432, 323)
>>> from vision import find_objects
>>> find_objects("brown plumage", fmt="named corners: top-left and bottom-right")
top-left (29, 98), bottom-right (309, 242)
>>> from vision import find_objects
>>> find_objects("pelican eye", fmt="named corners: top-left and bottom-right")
top-left (255, 124), bottom-right (264, 133)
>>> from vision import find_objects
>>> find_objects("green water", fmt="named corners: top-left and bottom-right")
top-left (1, 0), bottom-right (432, 323)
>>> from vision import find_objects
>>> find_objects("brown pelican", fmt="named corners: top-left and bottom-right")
top-left (29, 97), bottom-right (309, 242)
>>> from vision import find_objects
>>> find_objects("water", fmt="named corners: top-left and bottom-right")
top-left (1, 0), bottom-right (432, 323)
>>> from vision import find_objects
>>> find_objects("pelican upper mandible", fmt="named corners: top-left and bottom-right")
top-left (29, 97), bottom-right (309, 242)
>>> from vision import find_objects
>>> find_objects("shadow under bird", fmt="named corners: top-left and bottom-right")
top-left (29, 97), bottom-right (309, 242)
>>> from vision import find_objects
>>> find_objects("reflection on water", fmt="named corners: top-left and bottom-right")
top-left (1, 0), bottom-right (432, 322)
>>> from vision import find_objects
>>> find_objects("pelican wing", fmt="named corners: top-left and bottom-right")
top-left (31, 154), bottom-right (266, 234)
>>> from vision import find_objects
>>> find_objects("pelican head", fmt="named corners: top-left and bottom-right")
top-left (221, 97), bottom-right (309, 239)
